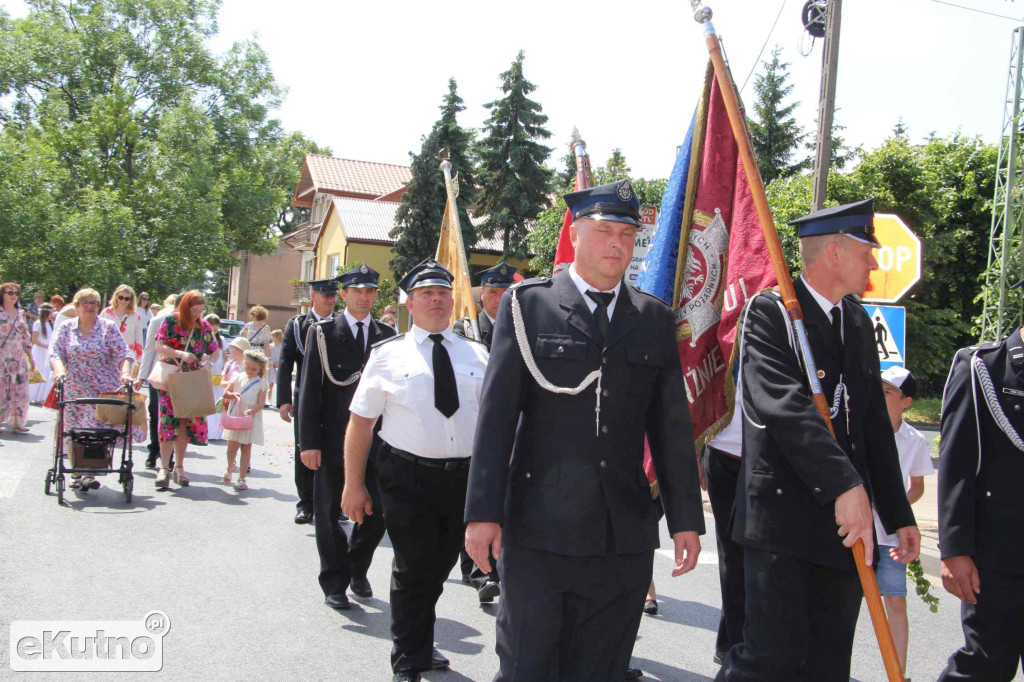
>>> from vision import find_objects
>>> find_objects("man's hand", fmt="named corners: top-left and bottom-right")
top-left (279, 403), bottom-right (292, 422)
top-left (301, 449), bottom-right (321, 470)
top-left (834, 484), bottom-right (874, 566)
top-left (466, 522), bottom-right (502, 573)
top-left (941, 555), bottom-right (981, 604)
top-left (671, 531), bottom-right (701, 576)
top-left (889, 526), bottom-right (921, 564)
top-left (341, 483), bottom-right (372, 524)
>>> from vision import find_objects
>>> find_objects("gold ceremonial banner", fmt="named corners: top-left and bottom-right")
top-left (436, 154), bottom-right (478, 337)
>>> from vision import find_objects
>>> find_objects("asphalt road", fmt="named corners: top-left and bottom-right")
top-left (1, 405), bottom-right (1019, 681)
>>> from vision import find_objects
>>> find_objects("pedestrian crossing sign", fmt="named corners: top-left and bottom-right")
top-left (867, 305), bottom-right (906, 370)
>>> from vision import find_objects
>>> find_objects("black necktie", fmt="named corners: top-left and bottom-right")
top-left (355, 321), bottom-right (365, 354)
top-left (586, 291), bottom-right (614, 342)
top-left (429, 333), bottom-right (459, 418)
top-left (830, 305), bottom-right (844, 358)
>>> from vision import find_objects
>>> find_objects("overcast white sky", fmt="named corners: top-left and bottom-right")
top-left (6, 0), bottom-right (1024, 179)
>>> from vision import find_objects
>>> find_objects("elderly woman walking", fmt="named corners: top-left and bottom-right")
top-left (100, 284), bottom-right (144, 361)
top-left (0, 282), bottom-right (35, 432)
top-left (153, 290), bottom-right (219, 489)
top-left (49, 288), bottom-right (141, 489)
top-left (240, 305), bottom-right (272, 354)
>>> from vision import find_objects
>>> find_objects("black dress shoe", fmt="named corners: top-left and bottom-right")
top-left (294, 509), bottom-right (313, 524)
top-left (350, 576), bottom-right (372, 598)
top-left (431, 648), bottom-right (450, 670)
top-left (461, 573), bottom-right (473, 585)
top-left (478, 579), bottom-right (500, 603)
top-left (624, 667), bottom-right (643, 680)
top-left (713, 650), bottom-right (727, 665)
top-left (643, 598), bottom-right (658, 615)
top-left (144, 456), bottom-right (157, 470)
top-left (324, 593), bottom-right (350, 610)
top-left (392, 672), bottom-right (419, 682)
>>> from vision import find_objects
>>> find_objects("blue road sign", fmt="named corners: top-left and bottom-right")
top-left (866, 304), bottom-right (906, 370)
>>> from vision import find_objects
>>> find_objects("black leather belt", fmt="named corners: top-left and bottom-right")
top-left (388, 445), bottom-right (470, 471)
top-left (708, 446), bottom-right (742, 462)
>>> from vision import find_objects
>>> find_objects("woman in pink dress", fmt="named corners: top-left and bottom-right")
top-left (100, 284), bottom-right (144, 362)
top-left (49, 288), bottom-right (141, 489)
top-left (0, 282), bottom-right (34, 432)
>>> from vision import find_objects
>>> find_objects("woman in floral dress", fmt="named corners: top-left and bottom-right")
top-left (240, 305), bottom-right (272, 355)
top-left (49, 288), bottom-right (141, 489)
top-left (0, 282), bottom-right (35, 432)
top-left (153, 290), bottom-right (219, 489)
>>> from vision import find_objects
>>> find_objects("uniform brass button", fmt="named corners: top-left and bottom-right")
top-left (776, 489), bottom-right (783, 495)
top-left (814, 487), bottom-right (822, 493)
top-left (1016, 404), bottom-right (1021, 412)
top-left (851, 443), bottom-right (857, 451)
top-left (644, 353), bottom-right (649, 361)
top-left (525, 472), bottom-right (532, 479)
top-left (602, 389), bottom-right (609, 397)
top-left (557, 346), bottom-right (564, 354)
top-left (601, 425), bottom-right (608, 434)
top-left (986, 490), bottom-right (992, 497)
top-left (602, 357), bottom-right (608, 365)
top-left (600, 460), bottom-right (607, 468)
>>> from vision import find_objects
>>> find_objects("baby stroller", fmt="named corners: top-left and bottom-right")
top-left (44, 378), bottom-right (138, 505)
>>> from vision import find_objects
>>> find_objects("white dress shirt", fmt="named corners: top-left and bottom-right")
top-left (343, 309), bottom-right (371, 352)
top-left (568, 264), bottom-right (623, 321)
top-left (350, 325), bottom-right (488, 459)
top-left (801, 275), bottom-right (843, 341)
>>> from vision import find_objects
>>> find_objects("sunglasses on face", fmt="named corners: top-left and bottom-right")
top-left (3, 291), bottom-right (18, 296)
top-left (117, 295), bottom-right (132, 301)
top-left (139, 297), bottom-right (149, 301)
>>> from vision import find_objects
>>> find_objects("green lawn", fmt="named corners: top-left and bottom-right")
top-left (906, 397), bottom-right (942, 426)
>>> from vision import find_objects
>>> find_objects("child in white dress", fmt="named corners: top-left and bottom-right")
top-left (222, 348), bottom-right (267, 491)
top-left (267, 329), bottom-right (282, 406)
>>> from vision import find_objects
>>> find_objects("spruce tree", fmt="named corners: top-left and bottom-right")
top-left (390, 78), bottom-right (478, 277)
top-left (749, 46), bottom-right (807, 184)
top-left (476, 50), bottom-right (553, 258)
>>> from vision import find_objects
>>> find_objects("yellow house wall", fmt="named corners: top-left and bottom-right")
top-left (345, 243), bottom-right (398, 283)
top-left (315, 209), bottom-right (348, 279)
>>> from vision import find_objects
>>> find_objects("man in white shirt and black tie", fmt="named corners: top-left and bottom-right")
top-left (342, 259), bottom-right (489, 682)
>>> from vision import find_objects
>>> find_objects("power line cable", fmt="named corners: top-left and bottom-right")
top-left (741, 0), bottom-right (789, 94)
top-left (929, 0), bottom-right (1024, 22)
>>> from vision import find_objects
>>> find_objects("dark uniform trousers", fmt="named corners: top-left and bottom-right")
top-left (293, 415), bottom-right (315, 514)
top-left (717, 282), bottom-right (915, 681)
top-left (315, 447), bottom-right (387, 596)
top-left (937, 334), bottom-right (1024, 681)
top-left (378, 444), bottom-right (469, 673)
top-left (703, 446), bottom-right (745, 657)
top-left (147, 384), bottom-right (160, 459)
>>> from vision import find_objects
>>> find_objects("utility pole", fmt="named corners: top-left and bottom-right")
top-left (811, 0), bottom-right (842, 211)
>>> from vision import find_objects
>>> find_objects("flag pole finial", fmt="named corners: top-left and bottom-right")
top-left (692, 1), bottom-right (713, 23)
top-left (570, 126), bottom-right (585, 152)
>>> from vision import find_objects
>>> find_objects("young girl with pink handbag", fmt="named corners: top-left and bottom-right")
top-left (221, 349), bottom-right (268, 490)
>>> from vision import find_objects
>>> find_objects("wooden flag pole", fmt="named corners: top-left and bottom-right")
top-left (691, 4), bottom-right (904, 681)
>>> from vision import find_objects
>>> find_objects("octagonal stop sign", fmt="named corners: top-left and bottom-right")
top-left (861, 214), bottom-right (921, 303)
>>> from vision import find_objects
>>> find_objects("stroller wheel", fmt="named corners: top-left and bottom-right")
top-left (56, 476), bottom-right (65, 504)
top-left (123, 476), bottom-right (133, 504)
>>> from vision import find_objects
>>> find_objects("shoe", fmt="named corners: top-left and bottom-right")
top-left (713, 650), bottom-right (727, 666)
top-left (624, 667), bottom-right (643, 680)
top-left (172, 467), bottom-right (189, 486)
top-left (478, 580), bottom-right (500, 603)
top-left (294, 509), bottom-right (313, 524)
top-left (431, 648), bottom-right (450, 670)
top-left (13, 425), bottom-right (29, 433)
top-left (324, 593), bottom-right (350, 610)
top-left (236, 478), bottom-right (248, 491)
top-left (461, 574), bottom-right (473, 585)
top-left (70, 478), bottom-right (82, 489)
top-left (392, 673), bottom-right (420, 682)
top-left (145, 457), bottom-right (157, 470)
top-left (222, 469), bottom-right (232, 484)
top-left (83, 476), bottom-right (100, 491)
top-left (155, 468), bottom-right (169, 489)
top-left (350, 576), bottom-right (372, 598)
top-left (643, 599), bottom-right (658, 615)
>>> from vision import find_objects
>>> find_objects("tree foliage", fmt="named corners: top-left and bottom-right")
top-left (476, 50), bottom-right (552, 259)
top-left (0, 0), bottom-right (324, 299)
top-left (749, 46), bottom-right (808, 184)
top-left (390, 78), bottom-right (478, 278)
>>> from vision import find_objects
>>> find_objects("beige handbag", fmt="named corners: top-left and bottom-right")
top-left (96, 391), bottom-right (147, 427)
top-left (168, 366), bottom-right (216, 418)
top-left (146, 325), bottom-right (193, 391)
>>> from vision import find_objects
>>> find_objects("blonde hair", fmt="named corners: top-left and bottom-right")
top-left (163, 293), bottom-right (179, 308)
top-left (243, 348), bottom-right (269, 378)
top-left (108, 284), bottom-right (137, 313)
top-left (248, 305), bottom-right (269, 322)
top-left (271, 329), bottom-right (283, 342)
top-left (72, 288), bottom-right (101, 307)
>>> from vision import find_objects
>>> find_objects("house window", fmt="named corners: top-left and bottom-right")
top-left (328, 255), bottom-right (340, 278)
top-left (304, 258), bottom-right (314, 281)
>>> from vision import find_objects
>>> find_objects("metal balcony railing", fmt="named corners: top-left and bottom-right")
top-left (291, 282), bottom-right (310, 306)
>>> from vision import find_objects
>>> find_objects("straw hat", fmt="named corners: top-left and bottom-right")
top-left (229, 337), bottom-right (251, 352)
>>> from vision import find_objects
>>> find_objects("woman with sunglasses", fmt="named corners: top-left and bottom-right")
top-left (100, 284), bottom-right (144, 362)
top-left (0, 282), bottom-right (35, 433)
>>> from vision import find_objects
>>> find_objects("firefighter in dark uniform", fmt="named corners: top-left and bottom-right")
top-left (453, 261), bottom-right (516, 602)
top-left (299, 265), bottom-right (395, 610)
top-left (937, 321), bottom-right (1024, 681)
top-left (278, 278), bottom-right (337, 524)
top-left (465, 179), bottom-right (706, 682)
top-left (717, 200), bottom-right (920, 681)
